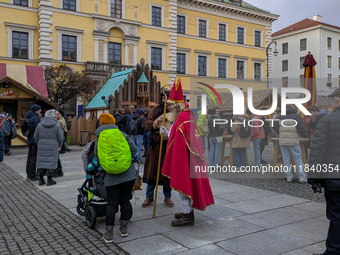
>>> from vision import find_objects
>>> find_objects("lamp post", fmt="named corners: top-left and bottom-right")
top-left (266, 41), bottom-right (278, 89)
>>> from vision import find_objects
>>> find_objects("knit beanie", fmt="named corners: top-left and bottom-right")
top-left (31, 104), bottom-right (41, 112)
top-left (0, 114), bottom-right (5, 119)
top-left (45, 109), bottom-right (56, 118)
top-left (99, 113), bottom-right (116, 125)
top-left (136, 108), bottom-right (144, 115)
top-left (144, 107), bottom-right (150, 113)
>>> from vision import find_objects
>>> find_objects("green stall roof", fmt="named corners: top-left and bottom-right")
top-left (85, 68), bottom-right (134, 110)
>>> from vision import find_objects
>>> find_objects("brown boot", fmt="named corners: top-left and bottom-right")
top-left (174, 212), bottom-right (183, 219)
top-left (142, 198), bottom-right (154, 208)
top-left (171, 210), bottom-right (194, 227)
top-left (164, 197), bottom-right (174, 207)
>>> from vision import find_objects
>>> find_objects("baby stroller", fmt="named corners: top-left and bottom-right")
top-left (77, 140), bottom-right (133, 229)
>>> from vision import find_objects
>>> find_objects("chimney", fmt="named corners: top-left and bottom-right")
top-left (313, 15), bottom-right (322, 22)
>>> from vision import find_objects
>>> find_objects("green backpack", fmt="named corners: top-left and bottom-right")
top-left (97, 129), bottom-right (132, 174)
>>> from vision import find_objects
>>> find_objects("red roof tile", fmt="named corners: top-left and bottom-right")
top-left (273, 18), bottom-right (340, 37)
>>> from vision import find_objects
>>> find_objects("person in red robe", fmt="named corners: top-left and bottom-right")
top-left (161, 78), bottom-right (214, 227)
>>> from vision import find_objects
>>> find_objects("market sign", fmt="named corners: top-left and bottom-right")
top-left (0, 88), bottom-right (17, 99)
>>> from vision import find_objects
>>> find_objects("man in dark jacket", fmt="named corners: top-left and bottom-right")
top-left (274, 105), bottom-right (308, 183)
top-left (207, 108), bottom-right (225, 167)
top-left (1, 114), bottom-right (17, 156)
top-left (130, 108), bottom-right (146, 161)
top-left (307, 105), bottom-right (329, 130)
top-left (26, 104), bottom-right (42, 180)
top-left (117, 107), bottom-right (132, 134)
top-left (308, 100), bottom-right (340, 255)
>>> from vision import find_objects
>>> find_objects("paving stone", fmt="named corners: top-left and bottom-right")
top-left (174, 244), bottom-right (234, 255)
top-left (119, 235), bottom-right (188, 255)
top-left (225, 194), bottom-right (309, 214)
top-left (163, 218), bottom-right (264, 249)
top-left (237, 206), bottom-right (323, 229)
top-left (217, 228), bottom-right (314, 255)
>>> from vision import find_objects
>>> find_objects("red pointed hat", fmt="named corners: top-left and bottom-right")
top-left (168, 77), bottom-right (184, 103)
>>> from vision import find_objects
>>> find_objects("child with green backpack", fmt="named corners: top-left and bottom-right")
top-left (95, 113), bottom-right (137, 243)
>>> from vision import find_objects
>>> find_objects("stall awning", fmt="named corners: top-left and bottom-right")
top-left (0, 63), bottom-right (48, 98)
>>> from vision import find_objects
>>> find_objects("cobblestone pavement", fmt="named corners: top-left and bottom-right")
top-left (0, 163), bottom-right (127, 255)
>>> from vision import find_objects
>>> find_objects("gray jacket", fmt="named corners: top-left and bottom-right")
top-left (95, 124), bottom-right (137, 187)
top-left (34, 117), bottom-right (63, 169)
top-left (278, 119), bottom-right (299, 146)
top-left (2, 118), bottom-right (17, 139)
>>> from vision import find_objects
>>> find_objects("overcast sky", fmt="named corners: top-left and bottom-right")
top-left (247, 0), bottom-right (340, 32)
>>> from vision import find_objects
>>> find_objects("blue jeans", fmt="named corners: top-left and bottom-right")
top-left (146, 183), bottom-right (172, 199)
top-left (253, 139), bottom-right (261, 166)
top-left (280, 145), bottom-right (306, 179)
top-left (201, 136), bottom-right (206, 152)
top-left (233, 148), bottom-right (246, 169)
top-left (143, 132), bottom-right (150, 156)
top-left (131, 135), bottom-right (143, 161)
top-left (209, 137), bottom-right (222, 166)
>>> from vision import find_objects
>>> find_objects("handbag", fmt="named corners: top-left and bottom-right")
top-left (133, 161), bottom-right (142, 191)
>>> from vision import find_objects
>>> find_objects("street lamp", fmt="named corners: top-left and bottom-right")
top-left (266, 41), bottom-right (278, 89)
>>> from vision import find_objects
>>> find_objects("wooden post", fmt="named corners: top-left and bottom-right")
top-left (153, 85), bottom-right (170, 218)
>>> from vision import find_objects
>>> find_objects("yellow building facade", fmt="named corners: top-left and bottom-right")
top-left (0, 0), bottom-right (278, 108)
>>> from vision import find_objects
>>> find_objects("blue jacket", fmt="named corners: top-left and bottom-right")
top-left (26, 111), bottom-right (41, 145)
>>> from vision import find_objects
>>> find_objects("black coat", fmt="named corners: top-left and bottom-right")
top-left (308, 106), bottom-right (340, 190)
top-left (26, 111), bottom-right (41, 145)
top-left (208, 115), bottom-right (224, 137)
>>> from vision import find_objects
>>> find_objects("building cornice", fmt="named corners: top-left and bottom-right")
top-left (91, 14), bottom-right (142, 26)
top-left (55, 26), bottom-right (84, 34)
top-left (146, 40), bottom-right (168, 46)
top-left (4, 22), bottom-right (37, 30)
top-left (215, 53), bottom-right (231, 58)
top-left (0, 2), bottom-right (37, 12)
top-left (194, 50), bottom-right (212, 55)
top-left (178, 0), bottom-right (278, 24)
top-left (273, 25), bottom-right (340, 40)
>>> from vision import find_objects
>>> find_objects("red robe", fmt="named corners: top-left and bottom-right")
top-left (162, 109), bottom-right (214, 210)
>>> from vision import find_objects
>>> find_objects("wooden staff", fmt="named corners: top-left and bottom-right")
top-left (153, 85), bottom-right (170, 218)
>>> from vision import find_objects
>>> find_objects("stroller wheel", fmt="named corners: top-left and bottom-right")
top-left (76, 204), bottom-right (85, 216)
top-left (85, 206), bottom-right (97, 229)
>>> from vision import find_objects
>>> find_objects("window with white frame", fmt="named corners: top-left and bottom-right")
top-left (198, 20), bottom-right (206, 38)
top-left (282, 42), bottom-right (288, 55)
top-left (282, 60), bottom-right (288, 72)
top-left (327, 37), bottom-right (332, 50)
top-left (149, 3), bottom-right (164, 27)
top-left (177, 15), bottom-right (185, 34)
top-left (254, 62), bottom-right (261, 81)
top-left (327, 74), bottom-right (332, 86)
top-left (6, 22), bottom-right (35, 60)
top-left (219, 24), bottom-right (226, 41)
top-left (300, 56), bottom-right (305, 69)
top-left (254, 30), bottom-right (261, 47)
top-left (218, 58), bottom-right (226, 78)
top-left (108, 42), bottom-right (121, 65)
top-left (300, 75), bottom-right (304, 87)
top-left (151, 47), bottom-right (162, 70)
top-left (63, 0), bottom-right (76, 11)
top-left (111, 0), bottom-right (122, 18)
top-left (300, 38), bottom-right (307, 51)
top-left (56, 26), bottom-right (83, 62)
top-left (237, 27), bottom-right (244, 44)
top-left (62, 35), bottom-right (77, 61)
top-left (198, 56), bottom-right (207, 76)
top-left (14, 0), bottom-right (28, 6)
top-left (327, 55), bottom-right (332, 68)
top-left (12, 31), bottom-right (28, 59)
top-left (282, 77), bottom-right (288, 87)
top-left (177, 53), bottom-right (186, 74)
top-left (237, 60), bottom-right (244, 79)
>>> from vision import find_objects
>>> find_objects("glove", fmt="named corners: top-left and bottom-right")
top-left (159, 126), bottom-right (169, 137)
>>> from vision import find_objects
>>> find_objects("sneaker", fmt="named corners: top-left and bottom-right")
top-left (287, 177), bottom-right (293, 183)
top-left (47, 179), bottom-right (57, 186)
top-left (119, 220), bottom-right (128, 237)
top-left (299, 178), bottom-right (307, 183)
top-left (103, 226), bottom-right (113, 243)
top-left (39, 179), bottom-right (46, 186)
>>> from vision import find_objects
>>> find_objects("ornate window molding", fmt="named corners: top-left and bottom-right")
top-left (149, 2), bottom-right (165, 27)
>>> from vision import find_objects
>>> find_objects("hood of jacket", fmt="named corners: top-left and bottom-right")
top-left (114, 112), bottom-right (122, 118)
top-left (40, 117), bottom-right (58, 128)
top-left (284, 106), bottom-right (296, 115)
top-left (26, 110), bottom-right (39, 119)
top-left (132, 112), bottom-right (142, 120)
top-left (95, 124), bottom-right (118, 137)
top-left (318, 109), bottom-right (329, 116)
top-left (136, 108), bottom-right (144, 115)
